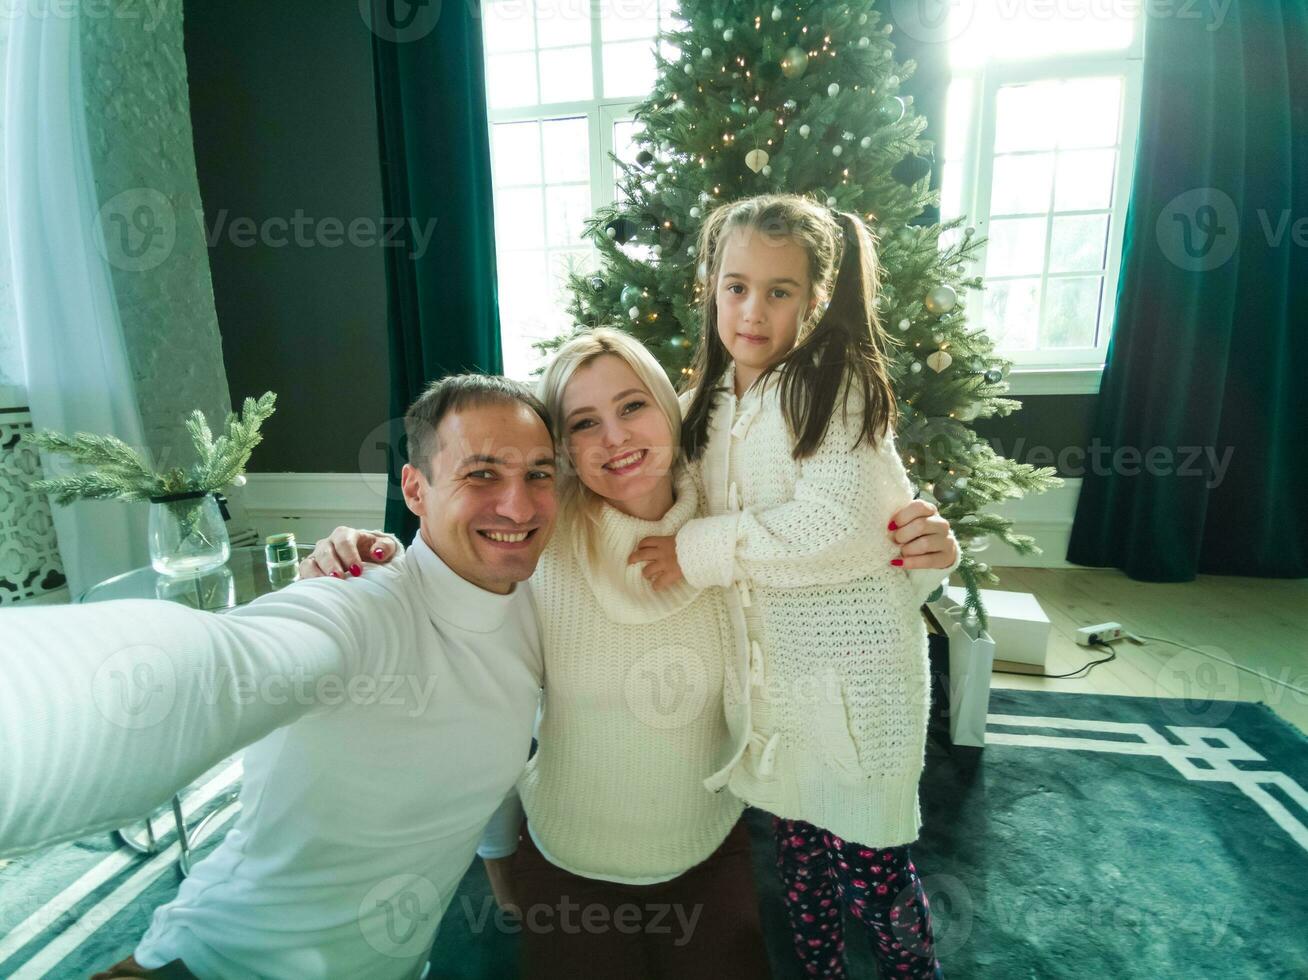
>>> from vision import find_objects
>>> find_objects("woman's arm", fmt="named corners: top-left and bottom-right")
top-left (0, 577), bottom-right (407, 858)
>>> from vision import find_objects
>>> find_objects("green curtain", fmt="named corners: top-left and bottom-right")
top-left (1067, 1), bottom-right (1308, 581)
top-left (369, 0), bottom-right (503, 542)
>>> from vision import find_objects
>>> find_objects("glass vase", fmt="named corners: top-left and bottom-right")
top-left (148, 492), bottom-right (231, 577)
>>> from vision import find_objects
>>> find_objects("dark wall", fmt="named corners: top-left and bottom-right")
top-left (182, 0), bottom-right (390, 473)
top-left (181, 1), bottom-right (1095, 475)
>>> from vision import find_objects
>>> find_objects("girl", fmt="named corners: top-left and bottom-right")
top-left (630, 194), bottom-right (957, 979)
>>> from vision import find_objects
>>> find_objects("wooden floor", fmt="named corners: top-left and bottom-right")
top-left (979, 566), bottom-right (1308, 735)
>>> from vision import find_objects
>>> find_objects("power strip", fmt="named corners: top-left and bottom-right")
top-left (1076, 622), bottom-right (1125, 647)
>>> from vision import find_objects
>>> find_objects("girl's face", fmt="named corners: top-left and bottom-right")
top-left (714, 227), bottom-right (819, 389)
top-left (560, 353), bottom-right (676, 515)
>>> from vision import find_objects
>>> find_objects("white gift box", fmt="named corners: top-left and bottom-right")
top-left (926, 594), bottom-right (996, 748)
top-left (944, 586), bottom-right (1051, 669)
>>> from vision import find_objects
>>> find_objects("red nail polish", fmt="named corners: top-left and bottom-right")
top-left (330, 570), bottom-right (341, 578)
top-left (373, 548), bottom-right (385, 559)
top-left (891, 558), bottom-right (904, 567)
top-left (350, 564), bottom-right (362, 577)
top-left (888, 521), bottom-right (898, 531)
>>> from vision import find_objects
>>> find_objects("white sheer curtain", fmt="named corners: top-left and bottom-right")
top-left (5, 7), bottom-right (148, 596)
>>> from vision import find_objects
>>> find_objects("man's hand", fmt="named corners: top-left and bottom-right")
top-left (888, 500), bottom-right (959, 571)
top-left (299, 526), bottom-right (401, 580)
top-left (628, 535), bottom-right (685, 592)
top-left (483, 856), bottom-right (520, 916)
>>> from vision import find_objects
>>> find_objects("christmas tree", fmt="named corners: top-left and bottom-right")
top-left (546, 2), bottom-right (1062, 626)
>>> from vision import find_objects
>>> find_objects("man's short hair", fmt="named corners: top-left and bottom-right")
top-left (404, 374), bottom-right (553, 478)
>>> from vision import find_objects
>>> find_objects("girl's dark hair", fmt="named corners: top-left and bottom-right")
top-left (680, 194), bottom-right (898, 461)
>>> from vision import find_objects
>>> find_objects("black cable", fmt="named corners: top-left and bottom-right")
top-left (993, 639), bottom-right (1118, 680)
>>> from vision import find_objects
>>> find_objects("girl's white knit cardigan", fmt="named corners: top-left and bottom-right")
top-left (675, 365), bottom-right (958, 847)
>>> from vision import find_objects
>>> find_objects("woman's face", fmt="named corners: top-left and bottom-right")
top-left (560, 354), bottom-right (675, 512)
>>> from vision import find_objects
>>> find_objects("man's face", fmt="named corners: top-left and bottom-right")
top-left (401, 402), bottom-right (558, 594)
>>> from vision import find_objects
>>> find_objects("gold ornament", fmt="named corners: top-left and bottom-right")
top-left (924, 284), bottom-right (958, 315)
top-left (744, 148), bottom-right (770, 173)
top-left (926, 350), bottom-right (953, 373)
top-left (781, 46), bottom-right (809, 78)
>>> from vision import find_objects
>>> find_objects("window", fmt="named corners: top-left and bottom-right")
top-left (482, 0), bottom-right (682, 380)
top-left (940, 3), bottom-right (1145, 395)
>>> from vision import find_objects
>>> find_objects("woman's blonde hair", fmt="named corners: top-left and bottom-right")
top-left (537, 327), bottom-right (683, 537)
top-left (680, 192), bottom-right (898, 462)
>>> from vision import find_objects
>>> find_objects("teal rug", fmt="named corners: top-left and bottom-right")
top-left (3, 690), bottom-right (1305, 978)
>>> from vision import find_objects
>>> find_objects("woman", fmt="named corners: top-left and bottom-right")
top-left (304, 328), bottom-right (959, 979)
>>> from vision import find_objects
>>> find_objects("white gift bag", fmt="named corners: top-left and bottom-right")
top-left (927, 593), bottom-right (997, 748)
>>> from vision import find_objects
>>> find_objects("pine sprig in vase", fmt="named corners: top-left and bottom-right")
top-left (25, 392), bottom-right (277, 576)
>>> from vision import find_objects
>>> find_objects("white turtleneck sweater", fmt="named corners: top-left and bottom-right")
top-left (0, 535), bottom-right (543, 980)
top-left (478, 466), bottom-right (745, 883)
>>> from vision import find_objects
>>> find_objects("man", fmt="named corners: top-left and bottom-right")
top-left (0, 375), bottom-right (558, 979)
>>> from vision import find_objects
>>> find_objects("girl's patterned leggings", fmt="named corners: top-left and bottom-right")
top-left (774, 817), bottom-right (944, 979)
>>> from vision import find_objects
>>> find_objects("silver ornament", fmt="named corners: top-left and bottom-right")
top-left (827, 82), bottom-right (840, 97)
top-left (924, 284), bottom-right (958, 315)
top-left (860, 136), bottom-right (871, 148)
top-left (798, 123), bottom-right (811, 137)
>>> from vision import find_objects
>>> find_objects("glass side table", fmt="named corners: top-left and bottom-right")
top-left (78, 545), bottom-right (311, 874)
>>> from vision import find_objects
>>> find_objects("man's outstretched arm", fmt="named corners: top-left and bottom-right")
top-left (0, 577), bottom-right (406, 858)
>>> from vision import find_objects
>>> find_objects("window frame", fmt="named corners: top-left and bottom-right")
top-left (944, 28), bottom-right (1146, 396)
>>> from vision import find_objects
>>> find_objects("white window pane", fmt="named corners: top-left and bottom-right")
top-left (1054, 149), bottom-right (1117, 211)
top-left (539, 45), bottom-right (593, 102)
top-left (492, 122), bottom-right (542, 186)
top-left (483, 0), bottom-right (535, 52)
top-left (953, 2), bottom-right (1136, 66)
top-left (541, 116), bottom-right (590, 183)
top-left (600, 0), bottom-right (660, 42)
top-left (942, 78), bottom-right (973, 164)
top-left (1048, 214), bottom-right (1109, 274)
top-left (990, 153), bottom-right (1054, 216)
top-left (1058, 77), bottom-right (1122, 148)
top-left (498, 251), bottom-right (552, 380)
top-left (985, 217), bottom-right (1047, 277)
top-left (940, 162), bottom-right (964, 224)
top-left (486, 52), bottom-right (539, 108)
top-left (545, 185), bottom-right (591, 247)
top-left (549, 248), bottom-right (593, 282)
top-left (495, 187), bottom-right (546, 249)
top-left (1042, 277), bottom-right (1103, 349)
top-left (534, 0), bottom-right (590, 49)
top-left (603, 39), bottom-right (657, 99)
top-left (983, 278), bottom-right (1040, 352)
top-left (994, 81), bottom-right (1060, 153)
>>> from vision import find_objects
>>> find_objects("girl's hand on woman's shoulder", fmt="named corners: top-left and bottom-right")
top-left (299, 526), bottom-right (403, 580)
top-left (886, 501), bottom-right (959, 571)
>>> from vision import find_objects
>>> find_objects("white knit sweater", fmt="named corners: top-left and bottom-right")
top-left (675, 365), bottom-right (958, 848)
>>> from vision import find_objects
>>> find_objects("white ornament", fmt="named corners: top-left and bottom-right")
top-left (858, 36), bottom-right (870, 48)
top-left (761, 164), bottom-right (772, 176)
top-left (723, 28), bottom-right (733, 41)
top-left (860, 136), bottom-right (871, 148)
top-left (686, 244), bottom-right (696, 254)
top-left (713, 17), bottom-right (723, 29)
top-left (832, 144), bottom-right (842, 156)
top-left (606, 226), bottom-right (617, 238)
top-left (771, 6), bottom-right (781, 20)
top-left (702, 47), bottom-right (712, 58)
top-left (898, 317), bottom-right (911, 331)
top-left (910, 361), bottom-right (922, 373)
top-left (683, 63), bottom-right (692, 74)
top-left (827, 196), bottom-right (837, 206)
top-left (842, 131), bottom-right (854, 141)
top-left (798, 124), bottom-right (811, 137)
top-left (232, 473), bottom-right (248, 488)
top-left (827, 82), bottom-right (840, 97)
top-left (629, 306), bottom-right (640, 319)
top-left (744, 148), bottom-right (769, 173)
top-left (652, 244), bottom-right (662, 256)
top-left (858, 12), bottom-right (868, 24)
top-left (689, 206), bottom-right (701, 217)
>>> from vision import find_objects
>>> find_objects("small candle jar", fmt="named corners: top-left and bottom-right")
top-left (265, 533), bottom-right (300, 587)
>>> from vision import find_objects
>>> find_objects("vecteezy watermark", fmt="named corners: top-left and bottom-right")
top-left (1152, 646), bottom-right (1242, 726)
top-left (459, 895), bottom-right (704, 945)
top-left (888, 0), bottom-right (1233, 45)
top-left (199, 210), bottom-right (440, 260)
top-left (194, 668), bottom-right (440, 718)
top-left (0, 0), bottom-right (171, 32)
top-left (358, 873), bottom-right (442, 959)
top-left (948, 436), bottom-right (1235, 490)
top-left (95, 188), bottom-right (178, 274)
top-left (92, 643), bottom-right (178, 730)
top-left (358, 0), bottom-right (443, 43)
top-left (1156, 187), bottom-right (1241, 272)
top-left (623, 645), bottom-right (713, 730)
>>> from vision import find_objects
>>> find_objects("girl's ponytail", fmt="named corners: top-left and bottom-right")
top-left (775, 211), bottom-right (897, 459)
